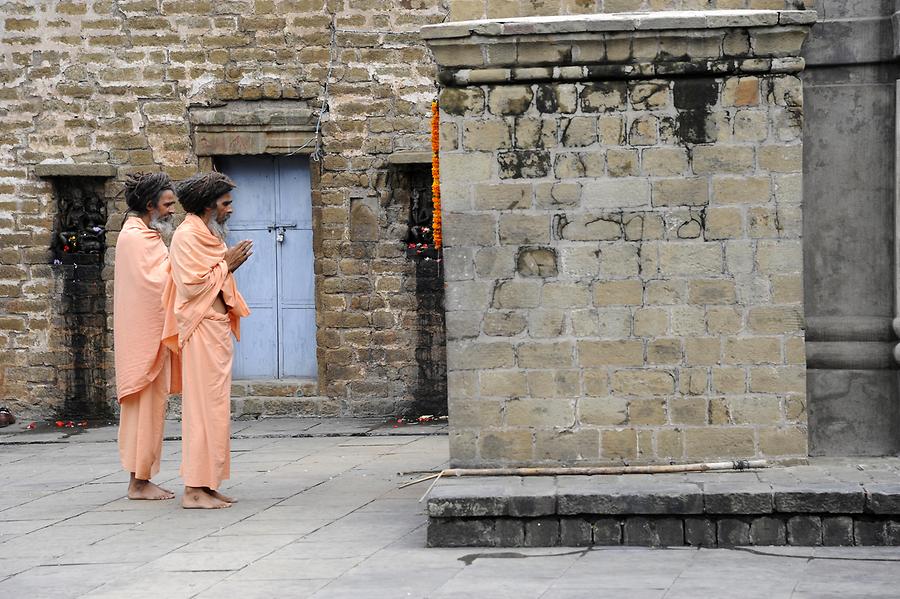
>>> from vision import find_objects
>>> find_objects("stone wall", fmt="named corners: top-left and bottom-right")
top-left (425, 10), bottom-right (813, 466)
top-left (447, 0), bottom-right (814, 21)
top-left (0, 0), bottom-right (449, 418)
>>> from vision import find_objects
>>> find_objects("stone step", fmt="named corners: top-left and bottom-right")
top-left (231, 396), bottom-right (340, 419)
top-left (230, 378), bottom-right (319, 398)
top-left (166, 395), bottom-right (340, 420)
top-left (426, 475), bottom-right (900, 548)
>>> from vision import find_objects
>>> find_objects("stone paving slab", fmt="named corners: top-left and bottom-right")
top-left (2, 422), bottom-right (900, 597)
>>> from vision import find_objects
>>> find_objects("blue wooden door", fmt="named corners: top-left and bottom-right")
top-left (217, 155), bottom-right (317, 379)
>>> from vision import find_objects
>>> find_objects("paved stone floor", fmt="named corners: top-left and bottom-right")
top-left (1, 418), bottom-right (900, 598)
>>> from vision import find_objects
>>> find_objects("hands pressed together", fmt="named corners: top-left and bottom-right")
top-left (225, 239), bottom-right (253, 272)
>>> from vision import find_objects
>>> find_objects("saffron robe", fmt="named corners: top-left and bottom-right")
top-left (163, 214), bottom-right (249, 489)
top-left (114, 216), bottom-right (180, 479)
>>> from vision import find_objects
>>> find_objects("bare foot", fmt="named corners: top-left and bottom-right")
top-left (128, 478), bottom-right (175, 501)
top-left (182, 487), bottom-right (231, 509)
top-left (205, 488), bottom-right (237, 504)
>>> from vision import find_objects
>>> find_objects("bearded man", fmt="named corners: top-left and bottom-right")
top-left (114, 172), bottom-right (181, 501)
top-left (163, 172), bottom-right (252, 509)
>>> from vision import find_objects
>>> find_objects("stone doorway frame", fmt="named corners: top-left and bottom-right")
top-left (189, 101), bottom-right (326, 387)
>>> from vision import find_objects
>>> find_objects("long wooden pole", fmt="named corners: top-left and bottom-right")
top-left (401, 459), bottom-right (768, 490)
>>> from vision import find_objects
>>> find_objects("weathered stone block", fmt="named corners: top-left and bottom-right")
top-left (822, 516), bottom-right (854, 546)
top-left (427, 518), bottom-right (492, 547)
top-left (865, 484), bottom-right (900, 514)
top-left (593, 280), bottom-right (642, 305)
top-left (557, 213), bottom-right (622, 241)
top-left (685, 517), bottom-right (717, 547)
top-left (480, 370), bottom-right (527, 397)
top-left (480, 430), bottom-right (534, 462)
top-left (561, 116), bottom-right (597, 147)
top-left (498, 150), bottom-right (551, 179)
top-left (443, 211), bottom-right (497, 247)
top-left (493, 280), bottom-right (542, 309)
top-left (524, 518), bottom-right (560, 547)
top-left (611, 369), bottom-right (675, 396)
top-left (787, 515), bottom-right (822, 546)
top-left (658, 243), bottom-right (722, 275)
top-left (578, 396), bottom-right (627, 426)
top-left (704, 483), bottom-right (774, 514)
top-left (581, 181), bottom-right (650, 214)
top-left (577, 340), bottom-right (643, 367)
top-left (542, 282), bottom-right (589, 308)
top-left (607, 149), bottom-right (639, 177)
top-left (750, 516), bottom-right (787, 545)
top-left (592, 518), bottom-right (623, 545)
top-left (854, 519), bottom-right (888, 546)
top-left (447, 341), bottom-right (516, 370)
top-left (712, 176), bottom-right (771, 204)
top-left (580, 81), bottom-right (626, 113)
top-left (483, 311), bottom-right (528, 336)
top-left (440, 87), bottom-right (486, 115)
top-left (506, 397), bottom-right (575, 427)
top-left (517, 247), bottom-right (557, 277)
top-left (718, 518), bottom-right (751, 546)
top-left (642, 147), bottom-right (688, 176)
top-left (463, 120), bottom-right (512, 151)
top-left (517, 341), bottom-right (575, 369)
top-left (489, 86), bottom-right (534, 115)
top-left (774, 484), bottom-right (865, 514)
top-left (560, 517), bottom-right (592, 546)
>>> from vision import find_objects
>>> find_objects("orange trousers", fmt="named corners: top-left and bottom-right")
top-left (118, 359), bottom-right (170, 480)
top-left (180, 312), bottom-right (233, 490)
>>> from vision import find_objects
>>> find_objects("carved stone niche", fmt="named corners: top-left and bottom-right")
top-left (189, 100), bottom-right (319, 161)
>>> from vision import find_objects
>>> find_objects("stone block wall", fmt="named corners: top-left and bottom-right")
top-left (447, 0), bottom-right (814, 21)
top-left (0, 1), bottom-right (449, 418)
top-left (425, 10), bottom-right (813, 466)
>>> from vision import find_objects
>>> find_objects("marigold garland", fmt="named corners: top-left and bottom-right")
top-left (430, 99), bottom-right (442, 251)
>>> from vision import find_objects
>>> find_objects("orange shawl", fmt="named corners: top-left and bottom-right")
top-left (162, 213), bottom-right (250, 351)
top-left (113, 216), bottom-right (181, 400)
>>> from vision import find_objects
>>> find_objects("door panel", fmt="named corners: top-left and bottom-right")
top-left (227, 227), bottom-right (278, 379)
top-left (215, 154), bottom-right (317, 379)
top-left (279, 229), bottom-right (316, 377)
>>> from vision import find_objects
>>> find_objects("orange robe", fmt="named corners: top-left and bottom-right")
top-left (163, 213), bottom-right (249, 490)
top-left (114, 216), bottom-right (181, 480)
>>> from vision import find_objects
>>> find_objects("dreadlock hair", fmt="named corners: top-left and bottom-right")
top-left (123, 172), bottom-right (174, 214)
top-left (175, 172), bottom-right (237, 216)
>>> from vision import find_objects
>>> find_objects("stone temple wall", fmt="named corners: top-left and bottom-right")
top-left (447, 0), bottom-right (814, 21)
top-left (425, 10), bottom-right (814, 466)
top-left (0, 1), bottom-right (449, 418)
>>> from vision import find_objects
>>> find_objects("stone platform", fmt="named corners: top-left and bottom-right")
top-left (426, 459), bottom-right (900, 548)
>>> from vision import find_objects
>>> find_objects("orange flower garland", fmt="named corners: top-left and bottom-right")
top-left (430, 99), bottom-right (442, 251)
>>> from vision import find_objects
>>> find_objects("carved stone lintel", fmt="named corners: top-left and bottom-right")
top-left (190, 100), bottom-right (319, 157)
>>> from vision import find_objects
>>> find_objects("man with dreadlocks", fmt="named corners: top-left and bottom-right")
top-left (114, 172), bottom-right (180, 501)
top-left (162, 172), bottom-right (251, 509)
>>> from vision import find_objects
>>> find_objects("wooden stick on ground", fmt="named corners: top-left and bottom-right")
top-left (400, 459), bottom-right (768, 491)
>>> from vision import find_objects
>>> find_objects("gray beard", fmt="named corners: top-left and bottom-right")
top-left (148, 212), bottom-right (175, 244)
top-left (206, 210), bottom-right (229, 242)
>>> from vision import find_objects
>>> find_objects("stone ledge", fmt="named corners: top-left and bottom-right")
top-left (422, 11), bottom-right (816, 40)
top-left (422, 10), bottom-right (815, 83)
top-left (387, 150), bottom-right (432, 165)
top-left (426, 474), bottom-right (900, 547)
top-left (34, 163), bottom-right (117, 178)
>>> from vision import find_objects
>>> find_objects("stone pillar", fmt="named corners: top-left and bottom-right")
top-left (802, 0), bottom-right (900, 456)
top-left (423, 10), bottom-right (815, 467)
